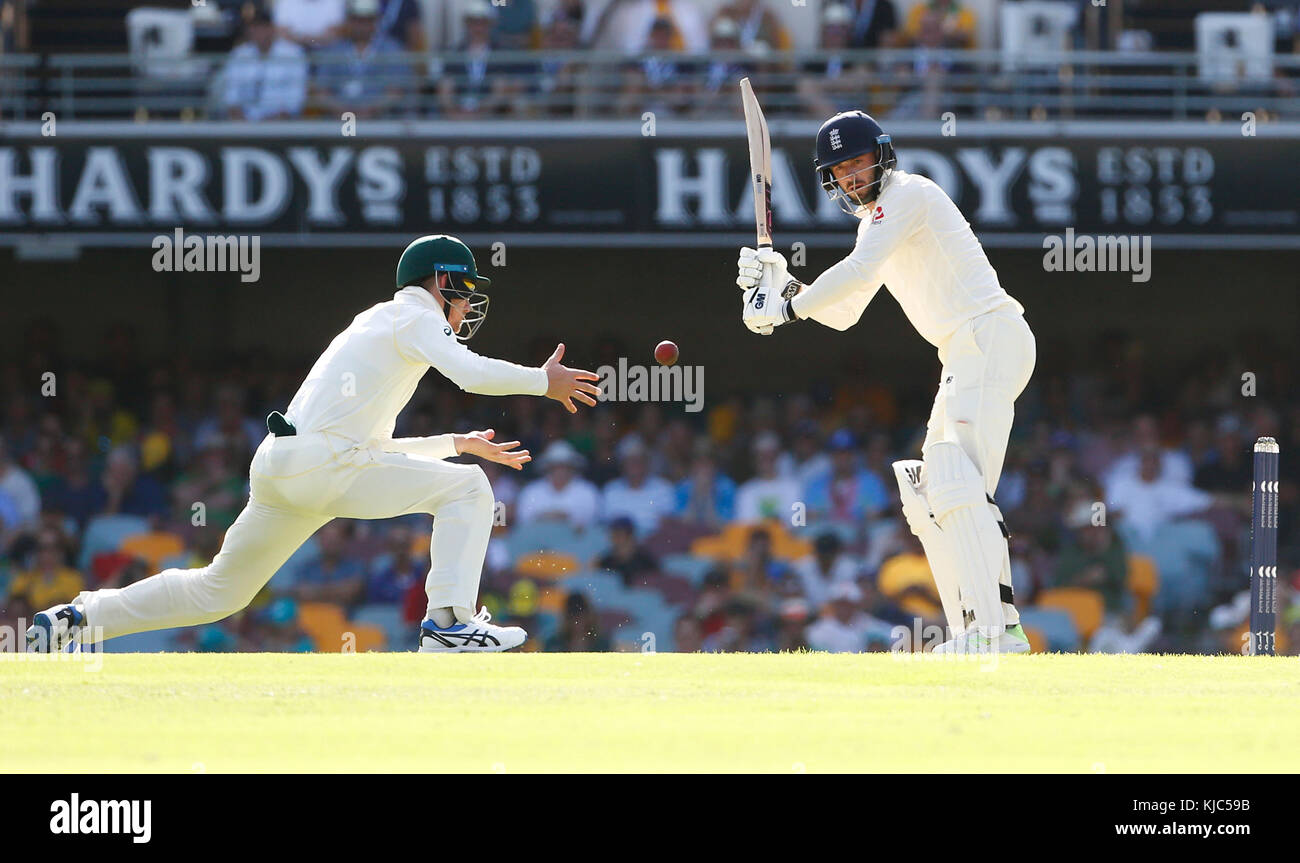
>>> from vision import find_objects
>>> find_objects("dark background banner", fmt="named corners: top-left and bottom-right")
top-left (0, 122), bottom-right (1296, 248)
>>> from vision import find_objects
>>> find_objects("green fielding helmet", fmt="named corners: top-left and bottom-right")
top-left (395, 234), bottom-right (492, 340)
top-left (395, 234), bottom-right (491, 291)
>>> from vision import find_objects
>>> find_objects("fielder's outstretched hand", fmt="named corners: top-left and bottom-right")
top-left (543, 343), bottom-right (601, 413)
top-left (455, 429), bottom-right (532, 470)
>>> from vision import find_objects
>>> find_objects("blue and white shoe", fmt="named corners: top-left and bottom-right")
top-left (418, 607), bottom-right (526, 653)
top-left (26, 603), bottom-right (85, 653)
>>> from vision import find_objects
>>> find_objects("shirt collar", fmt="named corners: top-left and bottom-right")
top-left (395, 285), bottom-right (444, 313)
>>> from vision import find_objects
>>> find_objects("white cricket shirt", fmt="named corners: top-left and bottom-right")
top-left (286, 287), bottom-right (548, 454)
top-left (790, 170), bottom-right (1023, 348)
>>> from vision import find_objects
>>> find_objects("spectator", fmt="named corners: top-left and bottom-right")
top-left (1052, 501), bottom-right (1128, 611)
top-left (364, 524), bottom-right (422, 604)
top-left (711, 0), bottom-right (791, 52)
top-left (692, 16), bottom-right (755, 117)
top-left (274, 0), bottom-right (347, 47)
top-left (902, 0), bottom-right (974, 49)
top-left (437, 0), bottom-right (521, 118)
top-left (312, 0), bottom-right (412, 119)
top-left (488, 0), bottom-right (538, 50)
top-left (290, 521), bottom-right (365, 608)
top-left (1104, 415), bottom-right (1194, 490)
top-left (0, 440), bottom-right (39, 531)
top-left (171, 441), bottom-right (245, 531)
top-left (803, 429), bottom-right (889, 527)
top-left (8, 528), bottom-right (83, 610)
top-left (99, 446), bottom-right (168, 520)
top-left (529, 10), bottom-right (589, 117)
top-left (673, 613), bottom-right (704, 652)
top-left (702, 597), bottom-right (773, 651)
top-left (734, 432), bottom-right (801, 523)
top-left (805, 582), bottom-right (892, 652)
top-left (674, 449), bottom-right (737, 526)
top-left (847, 0), bottom-right (900, 49)
top-left (546, 592), bottom-right (610, 651)
top-left (800, 2), bottom-right (873, 118)
top-left (220, 6), bottom-right (307, 121)
top-left (775, 598), bottom-right (811, 651)
top-left (615, 15), bottom-right (696, 116)
top-left (787, 420), bottom-right (831, 490)
top-left (597, 0), bottom-right (709, 54)
top-left (516, 441), bottom-right (600, 528)
top-left (375, 0), bottom-right (425, 51)
top-left (601, 436), bottom-right (675, 533)
top-left (1105, 446), bottom-right (1212, 544)
top-left (595, 516), bottom-right (659, 586)
top-left (793, 531), bottom-right (861, 607)
top-left (731, 526), bottom-right (794, 602)
top-left (193, 384), bottom-right (262, 457)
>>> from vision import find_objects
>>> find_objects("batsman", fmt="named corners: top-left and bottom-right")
top-left (29, 235), bottom-right (600, 654)
top-left (737, 111), bottom-right (1036, 654)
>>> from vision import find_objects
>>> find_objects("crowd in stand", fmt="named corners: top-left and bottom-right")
top-left (1, 317), bottom-right (1296, 654)
top-left (16, 0), bottom-right (1267, 121)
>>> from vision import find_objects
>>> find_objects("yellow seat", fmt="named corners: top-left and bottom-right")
top-left (348, 623), bottom-right (386, 653)
top-left (1127, 554), bottom-right (1159, 620)
top-left (690, 521), bottom-right (812, 562)
top-left (1021, 625), bottom-right (1046, 654)
top-left (515, 551), bottom-right (580, 580)
top-left (1036, 587), bottom-right (1105, 642)
top-left (298, 601), bottom-right (348, 649)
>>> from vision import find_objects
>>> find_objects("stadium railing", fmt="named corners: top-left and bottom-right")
top-left (1, 49), bottom-right (1297, 121)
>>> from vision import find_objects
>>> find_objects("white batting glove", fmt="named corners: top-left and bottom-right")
top-left (740, 248), bottom-right (804, 335)
top-left (737, 247), bottom-right (764, 290)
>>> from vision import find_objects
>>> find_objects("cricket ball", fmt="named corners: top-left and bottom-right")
top-left (654, 340), bottom-right (679, 366)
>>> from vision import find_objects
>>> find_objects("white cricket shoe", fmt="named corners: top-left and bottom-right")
top-left (418, 607), bottom-right (526, 653)
top-left (932, 623), bottom-right (1031, 655)
top-left (25, 603), bottom-right (85, 653)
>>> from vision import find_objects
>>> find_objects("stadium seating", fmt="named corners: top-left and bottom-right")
top-left (1036, 588), bottom-right (1105, 643)
top-left (1018, 607), bottom-right (1082, 652)
top-left (506, 520), bottom-right (608, 562)
top-left (1127, 554), bottom-right (1160, 621)
top-left (78, 514), bottom-right (150, 571)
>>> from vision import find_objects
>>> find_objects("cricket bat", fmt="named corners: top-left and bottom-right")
top-left (739, 77), bottom-right (773, 250)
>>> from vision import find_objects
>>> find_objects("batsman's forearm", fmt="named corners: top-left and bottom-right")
top-left (789, 257), bottom-right (875, 320)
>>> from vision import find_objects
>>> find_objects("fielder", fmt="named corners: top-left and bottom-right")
top-left (28, 235), bottom-right (600, 653)
top-left (737, 111), bottom-right (1036, 654)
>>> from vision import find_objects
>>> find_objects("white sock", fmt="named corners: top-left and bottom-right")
top-left (429, 607), bottom-right (455, 628)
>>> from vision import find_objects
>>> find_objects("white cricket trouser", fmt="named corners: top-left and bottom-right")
top-left (921, 309), bottom-right (1036, 494)
top-left (77, 432), bottom-right (494, 642)
top-left (916, 309), bottom-right (1035, 633)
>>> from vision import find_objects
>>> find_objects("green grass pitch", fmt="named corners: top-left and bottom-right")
top-left (1, 652), bottom-right (1295, 773)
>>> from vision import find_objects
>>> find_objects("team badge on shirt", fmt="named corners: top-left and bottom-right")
top-left (872, 206), bottom-right (885, 223)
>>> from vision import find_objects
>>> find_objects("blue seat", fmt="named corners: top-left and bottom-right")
top-left (558, 570), bottom-right (628, 606)
top-left (1141, 520), bottom-right (1221, 617)
top-left (507, 521), bottom-right (608, 563)
top-left (78, 514), bottom-right (150, 570)
top-left (660, 554), bottom-right (712, 585)
top-left (1018, 607), bottom-right (1081, 652)
top-left (98, 627), bottom-right (182, 653)
top-left (351, 603), bottom-right (409, 650)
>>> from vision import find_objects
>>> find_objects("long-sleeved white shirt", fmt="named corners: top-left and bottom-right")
top-left (790, 170), bottom-right (1023, 348)
top-left (286, 287), bottom-right (548, 456)
top-left (221, 40), bottom-right (307, 121)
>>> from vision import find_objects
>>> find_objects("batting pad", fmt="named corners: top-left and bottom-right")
top-left (892, 459), bottom-right (965, 637)
top-left (923, 442), bottom-right (1007, 636)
